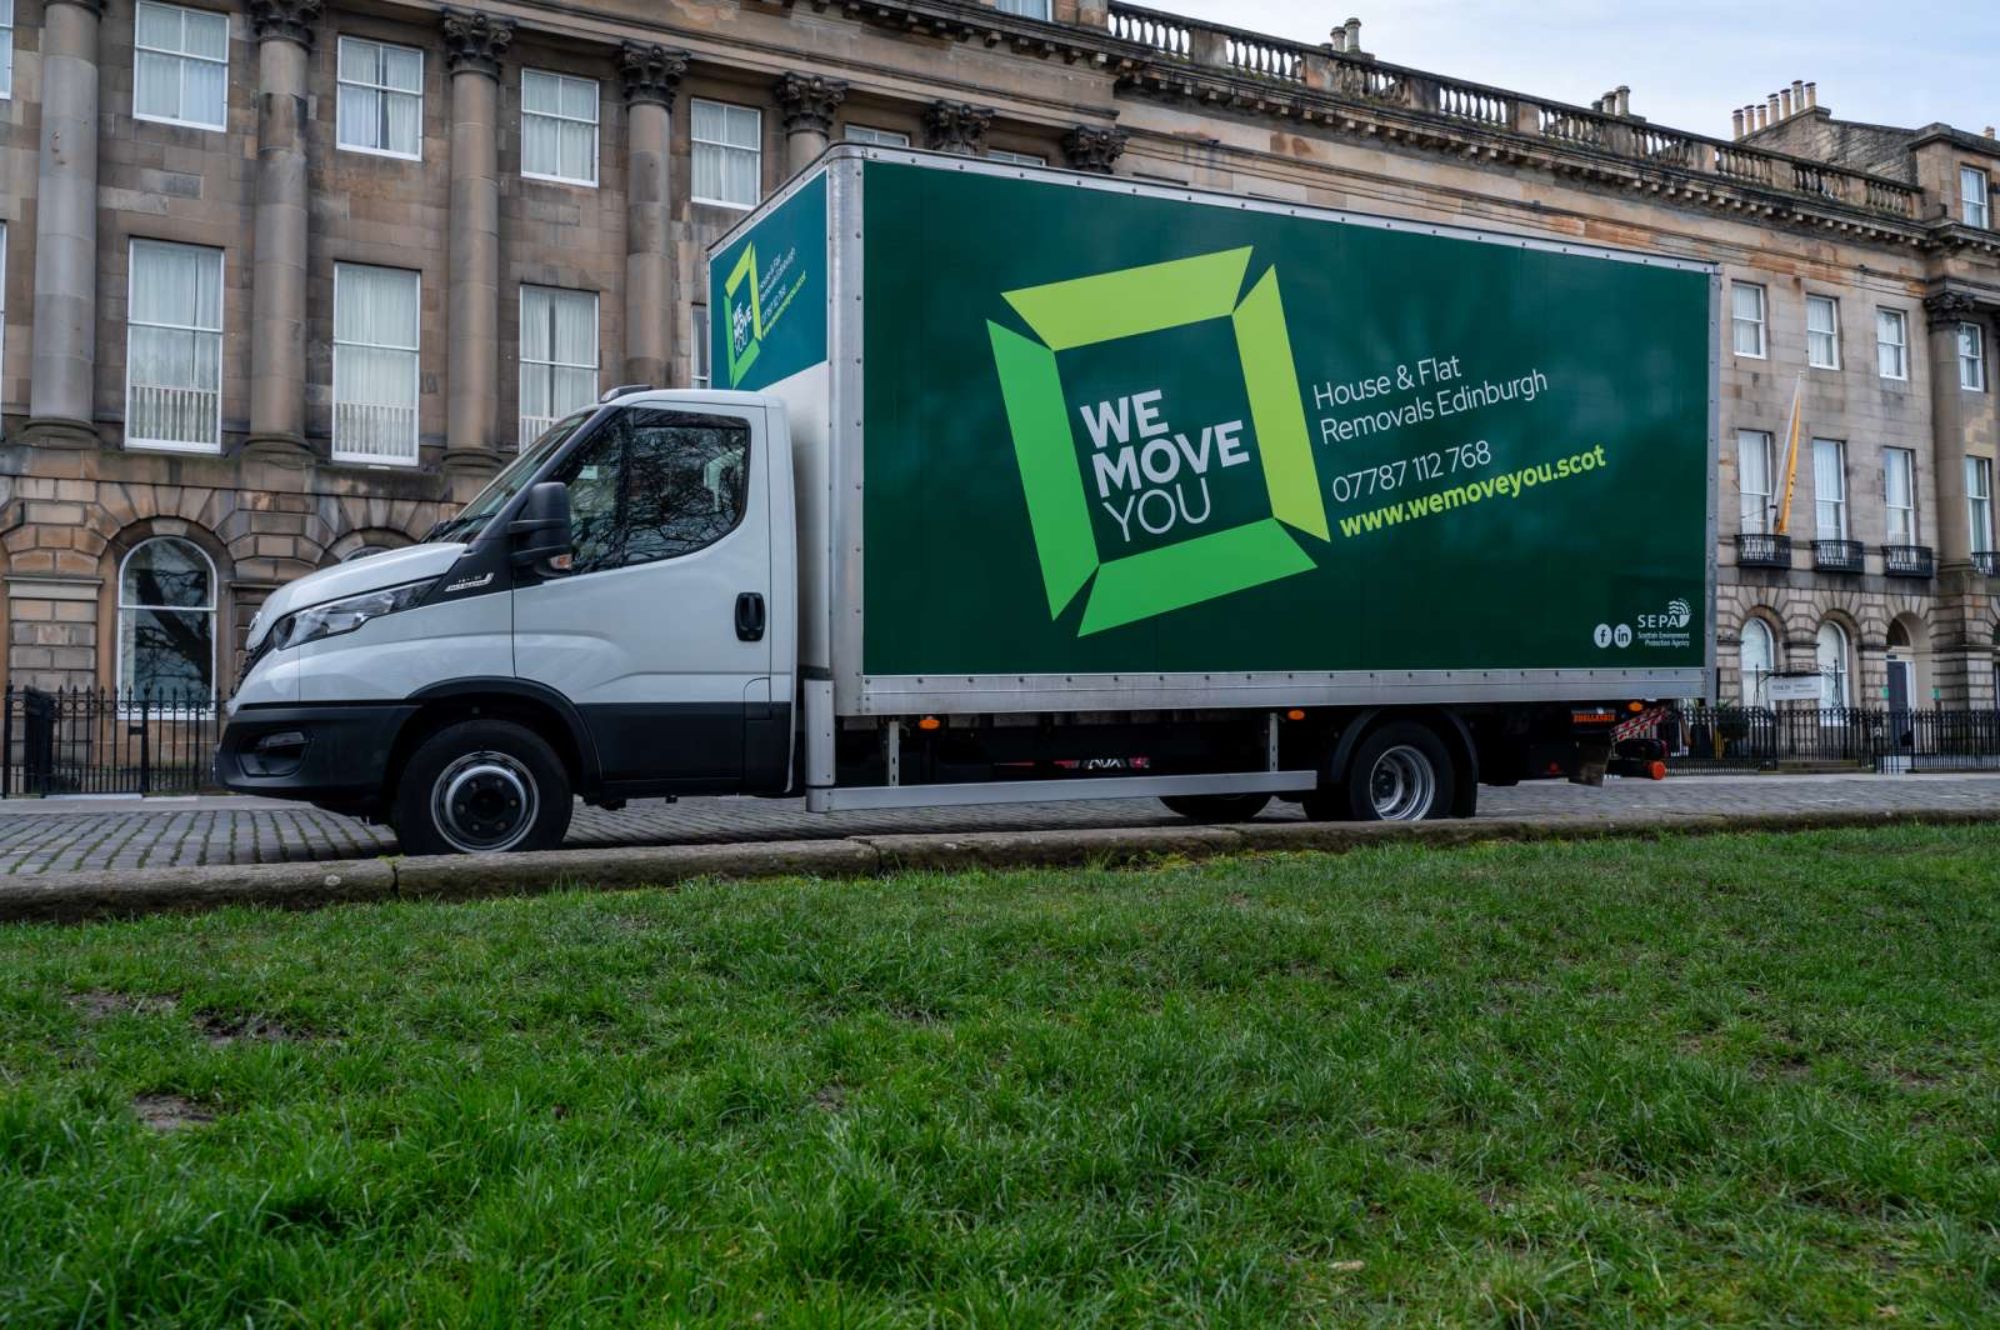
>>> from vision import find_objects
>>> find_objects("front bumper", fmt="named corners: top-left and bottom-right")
top-left (215, 702), bottom-right (418, 809)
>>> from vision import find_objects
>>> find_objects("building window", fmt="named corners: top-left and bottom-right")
top-left (1811, 438), bottom-right (1846, 541)
top-left (1737, 429), bottom-right (1774, 535)
top-left (690, 304), bottom-right (710, 388)
top-left (994, 0), bottom-right (1052, 16)
top-left (1963, 166), bottom-right (1992, 230)
top-left (1884, 446), bottom-right (1917, 545)
top-left (987, 149), bottom-right (1047, 167)
top-left (1731, 283), bottom-right (1766, 358)
top-left (1806, 295), bottom-right (1840, 370)
top-left (2, 0), bottom-right (19, 100)
top-left (519, 286), bottom-right (598, 447)
top-left (1816, 621), bottom-right (1851, 711)
top-left (126, 239), bottom-right (223, 453)
top-left (1969, 457), bottom-right (1995, 555)
top-left (332, 263), bottom-right (421, 465)
top-left (1961, 322), bottom-right (1988, 392)
top-left (521, 69), bottom-right (598, 186)
top-left (133, 2), bottom-right (228, 130)
top-left (691, 99), bottom-right (761, 209)
top-left (0, 223), bottom-right (7, 399)
top-left (845, 125), bottom-right (909, 147)
top-left (119, 537), bottom-right (215, 706)
top-left (337, 36), bottom-right (422, 159)
top-left (1875, 308), bottom-right (1908, 381)
top-left (1740, 616), bottom-right (1775, 709)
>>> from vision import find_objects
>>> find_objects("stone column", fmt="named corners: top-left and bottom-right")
top-left (774, 73), bottom-right (846, 176)
top-left (1061, 124), bottom-right (1127, 174)
top-left (618, 42), bottom-right (688, 389)
top-left (923, 101), bottom-right (994, 156)
top-left (22, 0), bottom-right (104, 449)
top-left (440, 9), bottom-right (513, 476)
top-left (243, 0), bottom-right (323, 465)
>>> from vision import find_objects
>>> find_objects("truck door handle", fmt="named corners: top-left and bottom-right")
top-left (735, 592), bottom-right (767, 642)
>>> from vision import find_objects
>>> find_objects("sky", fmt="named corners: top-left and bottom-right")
top-left (1153, 1), bottom-right (2000, 143)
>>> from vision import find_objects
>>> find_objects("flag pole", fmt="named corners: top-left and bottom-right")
top-left (1774, 373), bottom-right (1805, 537)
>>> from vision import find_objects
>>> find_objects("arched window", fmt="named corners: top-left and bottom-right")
top-left (1816, 620), bottom-right (1851, 711)
top-left (118, 537), bottom-right (216, 705)
top-left (1740, 616), bottom-right (1775, 708)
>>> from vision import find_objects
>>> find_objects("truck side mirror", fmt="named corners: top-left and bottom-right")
top-left (508, 481), bottom-right (573, 571)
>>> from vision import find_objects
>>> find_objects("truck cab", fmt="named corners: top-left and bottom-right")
top-left (218, 389), bottom-right (798, 854)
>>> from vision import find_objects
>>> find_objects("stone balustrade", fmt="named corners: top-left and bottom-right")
top-left (1104, 1), bottom-right (1921, 223)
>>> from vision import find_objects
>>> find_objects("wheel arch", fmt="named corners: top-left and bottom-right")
top-left (387, 678), bottom-right (602, 803)
top-left (1328, 706), bottom-right (1479, 818)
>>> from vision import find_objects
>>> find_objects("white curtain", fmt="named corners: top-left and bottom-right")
top-left (521, 287), bottom-right (598, 425)
top-left (1737, 431), bottom-right (1770, 533)
top-left (1884, 449), bottom-right (1914, 543)
top-left (1968, 458), bottom-right (1994, 554)
top-left (693, 102), bottom-right (760, 205)
top-left (134, 4), bottom-right (225, 126)
top-left (1811, 439), bottom-right (1843, 540)
top-left (334, 265), bottom-right (420, 460)
top-left (1817, 623), bottom-right (1849, 709)
top-left (339, 39), bottom-right (421, 154)
top-left (128, 241), bottom-right (221, 446)
top-left (1740, 618), bottom-right (1773, 707)
top-left (522, 73), bottom-right (596, 182)
top-left (0, 0), bottom-right (13, 100)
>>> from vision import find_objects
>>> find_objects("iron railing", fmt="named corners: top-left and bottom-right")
top-left (1812, 538), bottom-right (1865, 573)
top-left (1735, 532), bottom-right (1793, 568)
top-left (1972, 550), bottom-right (2000, 577)
top-left (1638, 705), bottom-right (2000, 775)
top-left (1883, 544), bottom-right (1935, 578)
top-left (1, 687), bottom-right (221, 797)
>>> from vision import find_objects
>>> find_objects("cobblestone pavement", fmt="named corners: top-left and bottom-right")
top-left (0, 772), bottom-right (1994, 876)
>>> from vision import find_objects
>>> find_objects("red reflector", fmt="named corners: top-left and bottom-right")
top-left (1649, 761), bottom-right (1668, 781)
top-left (1546, 762), bottom-right (1564, 775)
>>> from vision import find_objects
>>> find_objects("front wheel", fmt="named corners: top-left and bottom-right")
top-left (1159, 793), bottom-right (1273, 823)
top-left (392, 719), bottom-right (574, 856)
top-left (1305, 721), bottom-right (1456, 823)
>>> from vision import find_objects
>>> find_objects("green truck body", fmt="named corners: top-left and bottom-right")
top-left (712, 148), bottom-right (1716, 719)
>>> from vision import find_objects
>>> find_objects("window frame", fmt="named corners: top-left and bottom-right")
top-left (553, 408), bottom-right (754, 576)
top-left (1875, 307), bottom-right (1908, 382)
top-left (1883, 445), bottom-right (1918, 546)
top-left (844, 125), bottom-right (910, 147)
top-left (1969, 456), bottom-right (1995, 556)
top-left (520, 68), bottom-right (600, 188)
top-left (124, 237), bottom-right (225, 455)
top-left (1961, 321), bottom-right (1988, 392)
top-left (1811, 437), bottom-right (1847, 542)
top-left (131, 0), bottom-right (230, 132)
top-left (993, 0), bottom-right (1053, 17)
top-left (1740, 615), bottom-right (1775, 709)
top-left (1805, 294), bottom-right (1840, 371)
top-left (1963, 165), bottom-right (1992, 230)
top-left (336, 35), bottom-right (424, 162)
top-left (518, 284), bottom-right (600, 448)
top-left (1737, 428), bottom-right (1775, 535)
top-left (1816, 620), bottom-right (1851, 712)
top-left (116, 535), bottom-right (218, 710)
top-left (331, 261), bottom-right (422, 467)
top-left (1730, 282), bottom-right (1767, 359)
top-left (689, 98), bottom-right (762, 210)
top-left (0, 0), bottom-right (13, 101)
top-left (987, 149), bottom-right (1047, 167)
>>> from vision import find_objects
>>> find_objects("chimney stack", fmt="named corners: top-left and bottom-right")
top-left (1780, 88), bottom-right (1793, 119)
top-left (1732, 107), bottom-right (1746, 139)
top-left (1805, 82), bottom-right (1817, 109)
top-left (1328, 25), bottom-right (1346, 51)
top-left (1344, 17), bottom-right (1362, 53)
top-left (1616, 85), bottom-right (1631, 117)
top-left (1766, 92), bottom-right (1780, 123)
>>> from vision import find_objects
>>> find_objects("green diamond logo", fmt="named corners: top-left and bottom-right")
top-left (988, 247), bottom-right (1326, 636)
top-left (725, 243), bottom-right (764, 388)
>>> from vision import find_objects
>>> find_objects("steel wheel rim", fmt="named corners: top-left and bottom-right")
top-left (1369, 745), bottom-right (1436, 821)
top-left (432, 751), bottom-right (538, 853)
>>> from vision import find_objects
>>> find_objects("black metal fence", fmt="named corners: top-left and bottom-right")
top-left (1644, 705), bottom-right (2000, 775)
top-left (1, 687), bottom-right (220, 797)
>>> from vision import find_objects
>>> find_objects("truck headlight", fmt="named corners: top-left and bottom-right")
top-left (271, 581), bottom-right (435, 651)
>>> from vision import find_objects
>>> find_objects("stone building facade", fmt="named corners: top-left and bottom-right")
top-left (0, 0), bottom-right (1995, 709)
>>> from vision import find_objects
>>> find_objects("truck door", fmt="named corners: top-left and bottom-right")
top-left (513, 404), bottom-right (772, 792)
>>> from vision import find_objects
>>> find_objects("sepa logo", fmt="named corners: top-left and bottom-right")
top-left (724, 243), bottom-right (764, 388)
top-left (987, 247), bottom-right (1326, 636)
top-left (1638, 598), bottom-right (1693, 631)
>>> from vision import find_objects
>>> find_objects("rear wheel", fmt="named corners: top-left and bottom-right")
top-left (1305, 721), bottom-right (1456, 823)
top-left (1159, 793), bottom-right (1273, 823)
top-left (392, 719), bottom-right (574, 856)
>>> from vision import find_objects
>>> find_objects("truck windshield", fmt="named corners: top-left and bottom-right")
top-left (425, 410), bottom-right (594, 543)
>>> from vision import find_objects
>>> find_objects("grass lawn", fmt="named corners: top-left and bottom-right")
top-left (3, 827), bottom-right (2000, 1327)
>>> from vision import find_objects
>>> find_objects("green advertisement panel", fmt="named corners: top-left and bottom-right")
top-left (861, 161), bottom-right (1711, 676)
top-left (710, 173), bottom-right (828, 393)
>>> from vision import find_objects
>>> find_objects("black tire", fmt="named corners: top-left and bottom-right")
top-left (1159, 793), bottom-right (1273, 823)
top-left (391, 718), bottom-right (574, 856)
top-left (1304, 721), bottom-right (1456, 823)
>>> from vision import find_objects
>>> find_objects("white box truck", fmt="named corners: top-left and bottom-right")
top-left (218, 148), bottom-right (1717, 854)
